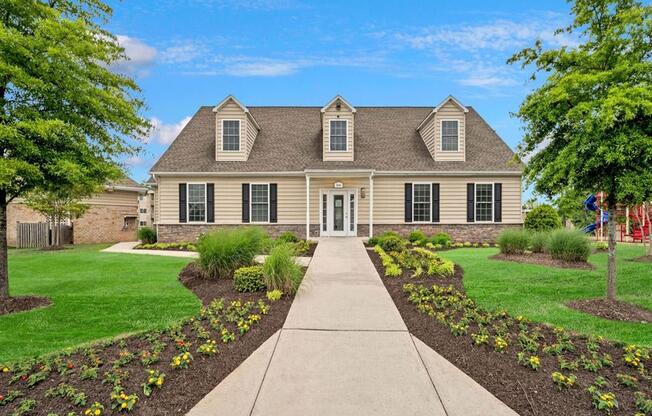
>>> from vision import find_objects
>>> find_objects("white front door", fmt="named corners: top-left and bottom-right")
top-left (322, 190), bottom-right (356, 237)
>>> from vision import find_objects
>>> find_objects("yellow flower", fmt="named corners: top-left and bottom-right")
top-left (94, 410), bottom-right (101, 416)
top-left (121, 402), bottom-right (127, 409)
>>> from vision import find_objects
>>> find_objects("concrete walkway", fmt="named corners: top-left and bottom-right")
top-left (101, 241), bottom-right (311, 266)
top-left (188, 237), bottom-right (519, 416)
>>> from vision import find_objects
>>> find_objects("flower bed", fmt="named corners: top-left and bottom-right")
top-left (0, 268), bottom-right (295, 415)
top-left (368, 250), bottom-right (652, 416)
top-left (134, 242), bottom-right (197, 252)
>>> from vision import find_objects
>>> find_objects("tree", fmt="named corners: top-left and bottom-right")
top-left (24, 183), bottom-right (97, 248)
top-left (509, 0), bottom-right (652, 300)
top-left (0, 1), bottom-right (149, 298)
top-left (554, 188), bottom-right (596, 229)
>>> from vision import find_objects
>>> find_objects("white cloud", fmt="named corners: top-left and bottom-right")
top-left (113, 35), bottom-right (158, 75)
top-left (160, 41), bottom-right (207, 64)
top-left (148, 116), bottom-right (192, 145)
top-left (124, 156), bottom-right (145, 166)
top-left (223, 59), bottom-right (300, 76)
top-left (459, 76), bottom-right (517, 87)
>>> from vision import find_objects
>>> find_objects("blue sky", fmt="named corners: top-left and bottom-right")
top-left (108, 0), bottom-right (577, 198)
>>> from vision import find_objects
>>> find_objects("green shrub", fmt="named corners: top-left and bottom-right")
top-left (595, 241), bottom-right (608, 251)
top-left (293, 240), bottom-right (311, 255)
top-left (277, 231), bottom-right (299, 244)
top-left (369, 231), bottom-right (400, 247)
top-left (431, 232), bottom-right (451, 246)
top-left (197, 227), bottom-right (267, 278)
top-left (379, 235), bottom-right (406, 252)
top-left (137, 227), bottom-right (157, 244)
top-left (266, 290), bottom-right (282, 301)
top-left (233, 265), bottom-right (265, 292)
top-left (524, 205), bottom-right (562, 232)
top-left (408, 230), bottom-right (427, 244)
top-left (530, 231), bottom-right (550, 253)
top-left (497, 229), bottom-right (530, 255)
top-left (547, 229), bottom-right (591, 262)
top-left (263, 243), bottom-right (303, 293)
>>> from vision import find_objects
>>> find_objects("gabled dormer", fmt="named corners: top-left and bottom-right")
top-left (321, 95), bottom-right (355, 162)
top-left (417, 95), bottom-right (468, 162)
top-left (213, 95), bottom-right (261, 161)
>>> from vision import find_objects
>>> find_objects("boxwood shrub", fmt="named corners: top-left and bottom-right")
top-left (233, 265), bottom-right (266, 292)
top-left (408, 230), bottom-right (427, 244)
top-left (277, 231), bottom-right (299, 244)
top-left (524, 205), bottom-right (562, 232)
top-left (497, 229), bottom-right (530, 255)
top-left (197, 227), bottom-right (267, 278)
top-left (137, 226), bottom-right (157, 244)
top-left (546, 229), bottom-right (591, 262)
top-left (431, 232), bottom-right (451, 246)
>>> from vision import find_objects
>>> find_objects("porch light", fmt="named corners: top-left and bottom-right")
top-left (361, 188), bottom-right (366, 198)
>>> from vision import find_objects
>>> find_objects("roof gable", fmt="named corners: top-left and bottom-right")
top-left (416, 95), bottom-right (469, 131)
top-left (321, 95), bottom-right (356, 113)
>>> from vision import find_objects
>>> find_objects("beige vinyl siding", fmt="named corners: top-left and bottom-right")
top-left (373, 175), bottom-right (522, 224)
top-left (309, 177), bottom-right (370, 225)
top-left (418, 115), bottom-right (437, 158)
top-left (433, 101), bottom-right (465, 161)
top-left (322, 102), bottom-right (354, 162)
top-left (81, 190), bottom-right (139, 207)
top-left (245, 114), bottom-right (258, 155)
top-left (157, 176), bottom-right (306, 224)
top-left (215, 100), bottom-right (247, 161)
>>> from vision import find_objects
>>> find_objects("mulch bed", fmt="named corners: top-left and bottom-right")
top-left (632, 255), bottom-right (652, 263)
top-left (134, 245), bottom-right (194, 252)
top-left (491, 252), bottom-right (595, 270)
top-left (0, 263), bottom-right (294, 415)
top-left (0, 296), bottom-right (51, 316)
top-left (567, 299), bottom-right (652, 323)
top-left (367, 249), bottom-right (652, 416)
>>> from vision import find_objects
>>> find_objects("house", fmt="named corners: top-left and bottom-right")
top-left (149, 95), bottom-right (522, 242)
top-left (7, 177), bottom-right (146, 246)
top-left (138, 176), bottom-right (157, 227)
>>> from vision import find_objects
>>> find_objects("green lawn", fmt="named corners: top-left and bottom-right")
top-left (1, 245), bottom-right (200, 363)
top-left (442, 244), bottom-right (651, 346)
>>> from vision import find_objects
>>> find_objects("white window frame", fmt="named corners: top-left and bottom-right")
top-left (440, 119), bottom-right (459, 152)
top-left (250, 183), bottom-right (270, 224)
top-left (411, 182), bottom-right (432, 224)
top-left (187, 182), bottom-right (207, 223)
top-left (221, 119), bottom-right (241, 152)
top-left (329, 119), bottom-right (348, 152)
top-left (474, 182), bottom-right (494, 223)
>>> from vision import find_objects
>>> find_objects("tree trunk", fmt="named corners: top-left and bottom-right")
top-left (606, 205), bottom-right (617, 300)
top-left (646, 202), bottom-right (652, 256)
top-left (0, 193), bottom-right (9, 299)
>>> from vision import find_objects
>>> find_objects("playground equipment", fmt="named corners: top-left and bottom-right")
top-left (581, 193), bottom-right (651, 243)
top-left (582, 194), bottom-right (609, 235)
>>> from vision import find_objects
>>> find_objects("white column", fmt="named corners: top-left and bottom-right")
top-left (369, 174), bottom-right (374, 239)
top-left (305, 175), bottom-right (311, 240)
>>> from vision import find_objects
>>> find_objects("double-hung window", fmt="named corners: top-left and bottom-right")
top-left (330, 120), bottom-right (347, 151)
top-left (251, 184), bottom-right (270, 223)
top-left (475, 184), bottom-right (493, 222)
top-left (222, 120), bottom-right (240, 151)
top-left (187, 183), bottom-right (206, 222)
top-left (412, 183), bottom-right (431, 222)
top-left (441, 120), bottom-right (459, 151)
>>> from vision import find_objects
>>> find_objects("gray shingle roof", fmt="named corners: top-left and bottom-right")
top-left (151, 106), bottom-right (521, 173)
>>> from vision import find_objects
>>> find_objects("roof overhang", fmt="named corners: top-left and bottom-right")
top-left (305, 169), bottom-right (373, 178)
top-left (212, 95), bottom-right (261, 131)
top-left (320, 95), bottom-right (356, 113)
top-left (105, 184), bottom-right (147, 193)
top-left (416, 95), bottom-right (469, 131)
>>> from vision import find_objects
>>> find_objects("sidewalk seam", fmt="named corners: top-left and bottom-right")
top-left (409, 334), bottom-right (450, 416)
top-left (282, 327), bottom-right (408, 332)
top-left (247, 330), bottom-right (283, 416)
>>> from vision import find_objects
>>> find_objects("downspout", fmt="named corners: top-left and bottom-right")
top-left (305, 175), bottom-right (310, 240)
top-left (369, 172), bottom-right (374, 239)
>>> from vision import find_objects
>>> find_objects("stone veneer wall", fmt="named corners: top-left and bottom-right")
top-left (157, 223), bottom-right (521, 242)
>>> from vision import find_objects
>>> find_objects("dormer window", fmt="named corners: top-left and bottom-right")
top-left (441, 120), bottom-right (459, 151)
top-left (330, 120), bottom-right (347, 151)
top-left (222, 120), bottom-right (240, 151)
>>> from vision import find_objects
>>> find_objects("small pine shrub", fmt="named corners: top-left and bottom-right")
top-left (524, 205), bottom-right (562, 232)
top-left (530, 231), bottom-right (550, 253)
top-left (431, 232), bottom-right (451, 246)
top-left (277, 231), bottom-right (299, 244)
top-left (233, 265), bottom-right (266, 292)
top-left (137, 227), bottom-right (157, 244)
top-left (197, 227), bottom-right (267, 278)
top-left (408, 230), bottom-right (427, 244)
top-left (547, 229), bottom-right (591, 262)
top-left (263, 243), bottom-right (303, 293)
top-left (497, 229), bottom-right (530, 255)
top-left (379, 235), bottom-right (407, 252)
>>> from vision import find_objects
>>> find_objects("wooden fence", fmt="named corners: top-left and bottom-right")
top-left (16, 222), bottom-right (73, 248)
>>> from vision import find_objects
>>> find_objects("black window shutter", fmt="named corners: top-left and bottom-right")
top-left (404, 183), bottom-right (413, 223)
top-left (432, 183), bottom-right (440, 223)
top-left (206, 183), bottom-right (215, 223)
top-left (179, 183), bottom-right (187, 223)
top-left (494, 183), bottom-right (502, 223)
top-left (242, 183), bottom-right (250, 223)
top-left (466, 183), bottom-right (475, 222)
top-left (270, 184), bottom-right (278, 223)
